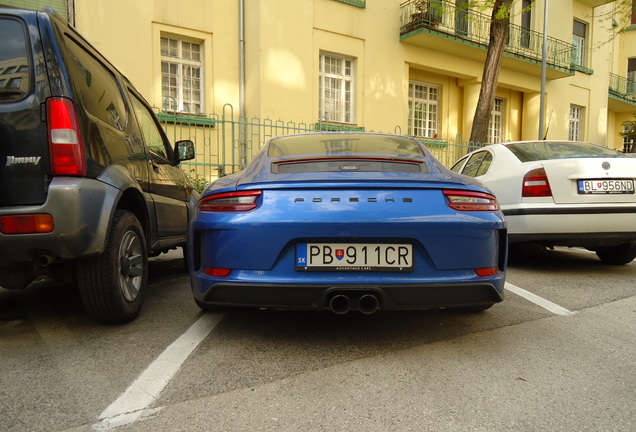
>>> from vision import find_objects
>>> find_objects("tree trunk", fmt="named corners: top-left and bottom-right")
top-left (469, 0), bottom-right (513, 145)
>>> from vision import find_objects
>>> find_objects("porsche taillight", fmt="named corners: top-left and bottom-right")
top-left (47, 97), bottom-right (86, 176)
top-left (443, 190), bottom-right (500, 211)
top-left (199, 190), bottom-right (262, 212)
top-left (522, 168), bottom-right (552, 197)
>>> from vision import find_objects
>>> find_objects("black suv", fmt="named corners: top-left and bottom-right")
top-left (0, 8), bottom-right (197, 324)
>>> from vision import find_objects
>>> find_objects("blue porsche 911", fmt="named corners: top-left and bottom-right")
top-left (189, 133), bottom-right (507, 314)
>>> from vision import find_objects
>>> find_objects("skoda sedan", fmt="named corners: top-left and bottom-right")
top-left (451, 140), bottom-right (636, 264)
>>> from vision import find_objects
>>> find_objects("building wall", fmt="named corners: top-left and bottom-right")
top-left (68, 0), bottom-right (633, 155)
top-left (74, 0), bottom-right (239, 114)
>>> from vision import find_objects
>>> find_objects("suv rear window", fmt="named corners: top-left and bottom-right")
top-left (0, 17), bottom-right (30, 101)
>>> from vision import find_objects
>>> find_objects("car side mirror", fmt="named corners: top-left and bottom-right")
top-left (175, 140), bottom-right (195, 162)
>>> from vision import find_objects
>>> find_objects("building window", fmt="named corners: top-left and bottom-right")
top-left (569, 105), bottom-right (583, 141)
top-left (623, 125), bottom-right (635, 153)
top-left (319, 52), bottom-right (355, 124)
top-left (627, 58), bottom-right (636, 95)
top-left (408, 82), bottom-right (439, 139)
top-left (572, 20), bottom-right (587, 68)
top-left (455, 0), bottom-right (469, 37)
top-left (161, 35), bottom-right (203, 113)
top-left (488, 98), bottom-right (504, 144)
top-left (521, 0), bottom-right (533, 48)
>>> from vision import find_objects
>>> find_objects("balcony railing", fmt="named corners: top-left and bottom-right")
top-left (609, 73), bottom-right (636, 102)
top-left (400, 0), bottom-right (574, 72)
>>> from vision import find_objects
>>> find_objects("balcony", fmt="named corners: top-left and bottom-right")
top-left (400, 0), bottom-right (575, 80)
top-left (609, 73), bottom-right (636, 112)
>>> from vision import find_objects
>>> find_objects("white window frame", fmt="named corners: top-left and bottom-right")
top-left (487, 98), bottom-right (504, 144)
top-left (319, 52), bottom-right (355, 124)
top-left (623, 125), bottom-right (634, 153)
top-left (572, 20), bottom-right (587, 68)
top-left (408, 81), bottom-right (439, 139)
top-left (569, 105), bottom-right (583, 141)
top-left (161, 34), bottom-right (203, 113)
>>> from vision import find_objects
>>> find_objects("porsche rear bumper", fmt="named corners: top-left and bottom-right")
top-left (193, 280), bottom-right (505, 311)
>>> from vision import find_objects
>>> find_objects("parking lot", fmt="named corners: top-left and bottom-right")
top-left (1, 247), bottom-right (634, 432)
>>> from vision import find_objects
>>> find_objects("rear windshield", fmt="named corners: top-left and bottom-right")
top-left (0, 17), bottom-right (30, 101)
top-left (506, 141), bottom-right (629, 162)
top-left (268, 134), bottom-right (426, 158)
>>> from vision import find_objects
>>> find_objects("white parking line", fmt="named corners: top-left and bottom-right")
top-left (92, 313), bottom-right (224, 431)
top-left (505, 282), bottom-right (576, 316)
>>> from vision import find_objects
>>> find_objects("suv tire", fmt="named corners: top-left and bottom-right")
top-left (78, 210), bottom-right (148, 324)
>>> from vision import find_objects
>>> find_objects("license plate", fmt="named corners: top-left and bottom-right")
top-left (295, 243), bottom-right (413, 272)
top-left (577, 179), bottom-right (635, 194)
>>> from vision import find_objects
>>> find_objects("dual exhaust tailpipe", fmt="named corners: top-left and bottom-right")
top-left (329, 292), bottom-right (380, 315)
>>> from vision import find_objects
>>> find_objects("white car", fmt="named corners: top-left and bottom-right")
top-left (451, 141), bottom-right (636, 264)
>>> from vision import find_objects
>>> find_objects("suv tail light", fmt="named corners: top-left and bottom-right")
top-left (0, 214), bottom-right (54, 234)
top-left (47, 97), bottom-right (86, 176)
top-left (522, 168), bottom-right (552, 197)
top-left (443, 190), bottom-right (500, 211)
top-left (199, 190), bottom-right (262, 212)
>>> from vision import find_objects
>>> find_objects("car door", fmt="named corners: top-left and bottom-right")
top-left (128, 90), bottom-right (188, 237)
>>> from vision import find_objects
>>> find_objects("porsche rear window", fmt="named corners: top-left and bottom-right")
top-left (273, 158), bottom-right (425, 173)
top-left (506, 141), bottom-right (629, 162)
top-left (0, 18), bottom-right (30, 102)
top-left (268, 134), bottom-right (426, 158)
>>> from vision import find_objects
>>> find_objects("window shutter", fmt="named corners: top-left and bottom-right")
top-left (0, 0), bottom-right (69, 20)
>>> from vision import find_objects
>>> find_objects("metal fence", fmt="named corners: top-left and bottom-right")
top-left (155, 104), bottom-right (479, 189)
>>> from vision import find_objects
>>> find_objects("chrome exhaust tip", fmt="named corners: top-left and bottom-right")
top-left (358, 294), bottom-right (380, 315)
top-left (329, 294), bottom-right (351, 315)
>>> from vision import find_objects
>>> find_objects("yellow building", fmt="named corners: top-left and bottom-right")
top-left (3, 0), bottom-right (635, 177)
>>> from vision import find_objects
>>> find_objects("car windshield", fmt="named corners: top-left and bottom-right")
top-left (268, 134), bottom-right (426, 158)
top-left (505, 141), bottom-right (629, 162)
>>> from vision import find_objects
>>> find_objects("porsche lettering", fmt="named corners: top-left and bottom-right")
top-left (293, 197), bottom-right (413, 203)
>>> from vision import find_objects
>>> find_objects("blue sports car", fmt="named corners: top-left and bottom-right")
top-left (189, 133), bottom-right (507, 314)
